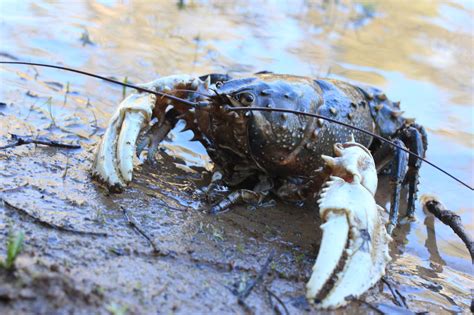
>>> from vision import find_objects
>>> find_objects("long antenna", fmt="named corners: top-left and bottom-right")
top-left (228, 106), bottom-right (473, 191)
top-left (0, 61), bottom-right (199, 107)
top-left (1, 61), bottom-right (472, 190)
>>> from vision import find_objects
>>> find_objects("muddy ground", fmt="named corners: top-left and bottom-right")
top-left (0, 81), bottom-right (472, 315)
top-left (0, 0), bottom-right (473, 314)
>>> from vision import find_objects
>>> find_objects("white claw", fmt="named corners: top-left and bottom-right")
top-left (92, 93), bottom-right (154, 188)
top-left (118, 111), bottom-right (147, 182)
top-left (93, 110), bottom-right (126, 188)
top-left (307, 140), bottom-right (391, 309)
top-left (115, 93), bottom-right (153, 183)
top-left (93, 75), bottom-right (203, 190)
top-left (306, 211), bottom-right (349, 299)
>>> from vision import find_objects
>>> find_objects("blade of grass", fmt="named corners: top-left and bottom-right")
top-left (4, 230), bottom-right (24, 269)
top-left (122, 76), bottom-right (128, 100)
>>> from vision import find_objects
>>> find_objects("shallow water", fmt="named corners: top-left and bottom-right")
top-left (0, 0), bottom-right (473, 314)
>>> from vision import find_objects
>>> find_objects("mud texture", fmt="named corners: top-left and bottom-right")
top-left (0, 96), bottom-right (471, 314)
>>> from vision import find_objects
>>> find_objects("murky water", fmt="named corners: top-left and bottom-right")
top-left (0, 0), bottom-right (472, 314)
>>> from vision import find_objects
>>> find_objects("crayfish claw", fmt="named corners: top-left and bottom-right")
top-left (92, 75), bottom-right (203, 191)
top-left (92, 95), bottom-right (149, 189)
top-left (307, 140), bottom-right (391, 309)
top-left (118, 110), bottom-right (149, 182)
top-left (92, 93), bottom-right (154, 189)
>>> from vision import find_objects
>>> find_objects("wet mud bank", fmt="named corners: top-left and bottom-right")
top-left (0, 101), bottom-right (471, 314)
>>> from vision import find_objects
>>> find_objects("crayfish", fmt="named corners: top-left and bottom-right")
top-left (90, 72), bottom-right (424, 308)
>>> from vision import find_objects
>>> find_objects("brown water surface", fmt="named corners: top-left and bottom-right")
top-left (0, 1), bottom-right (473, 314)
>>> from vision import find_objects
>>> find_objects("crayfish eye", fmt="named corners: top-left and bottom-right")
top-left (237, 92), bottom-right (255, 106)
top-left (215, 81), bottom-right (223, 88)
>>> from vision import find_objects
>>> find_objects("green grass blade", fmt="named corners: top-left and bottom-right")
top-left (5, 231), bottom-right (24, 269)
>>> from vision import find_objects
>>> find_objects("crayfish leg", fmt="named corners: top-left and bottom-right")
top-left (372, 123), bottom-right (427, 233)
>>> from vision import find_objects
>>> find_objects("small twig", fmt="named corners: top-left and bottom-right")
top-left (0, 134), bottom-right (80, 150)
top-left (80, 29), bottom-right (95, 46)
top-left (57, 126), bottom-right (90, 140)
top-left (0, 182), bottom-right (28, 193)
top-left (266, 289), bottom-right (276, 313)
top-left (421, 195), bottom-right (474, 263)
top-left (87, 99), bottom-right (99, 137)
top-left (238, 250), bottom-right (276, 303)
top-left (266, 288), bottom-right (290, 315)
top-left (2, 198), bottom-right (107, 237)
top-left (46, 97), bottom-right (56, 127)
top-left (345, 295), bottom-right (385, 314)
top-left (32, 66), bottom-right (39, 80)
top-left (121, 206), bottom-right (167, 256)
top-left (382, 277), bottom-right (409, 309)
top-left (143, 192), bottom-right (189, 212)
top-left (62, 81), bottom-right (70, 108)
top-left (62, 152), bottom-right (70, 180)
top-left (395, 288), bottom-right (408, 310)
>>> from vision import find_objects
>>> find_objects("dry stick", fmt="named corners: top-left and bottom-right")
top-left (381, 278), bottom-right (404, 308)
top-left (87, 99), bottom-right (100, 137)
top-left (422, 197), bottom-right (474, 263)
top-left (266, 289), bottom-right (277, 314)
top-left (2, 198), bottom-right (108, 237)
top-left (0, 134), bottom-right (80, 150)
top-left (142, 190), bottom-right (189, 212)
top-left (394, 288), bottom-right (408, 310)
top-left (381, 277), bottom-right (409, 309)
top-left (121, 206), bottom-right (167, 256)
top-left (62, 152), bottom-right (70, 180)
top-left (266, 288), bottom-right (290, 315)
top-left (62, 81), bottom-right (70, 108)
top-left (238, 250), bottom-right (276, 303)
top-left (154, 200), bottom-right (188, 212)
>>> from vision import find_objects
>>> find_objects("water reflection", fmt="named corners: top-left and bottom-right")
top-left (424, 214), bottom-right (446, 272)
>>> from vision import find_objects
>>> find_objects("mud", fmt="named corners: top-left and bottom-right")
top-left (0, 0), bottom-right (473, 314)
